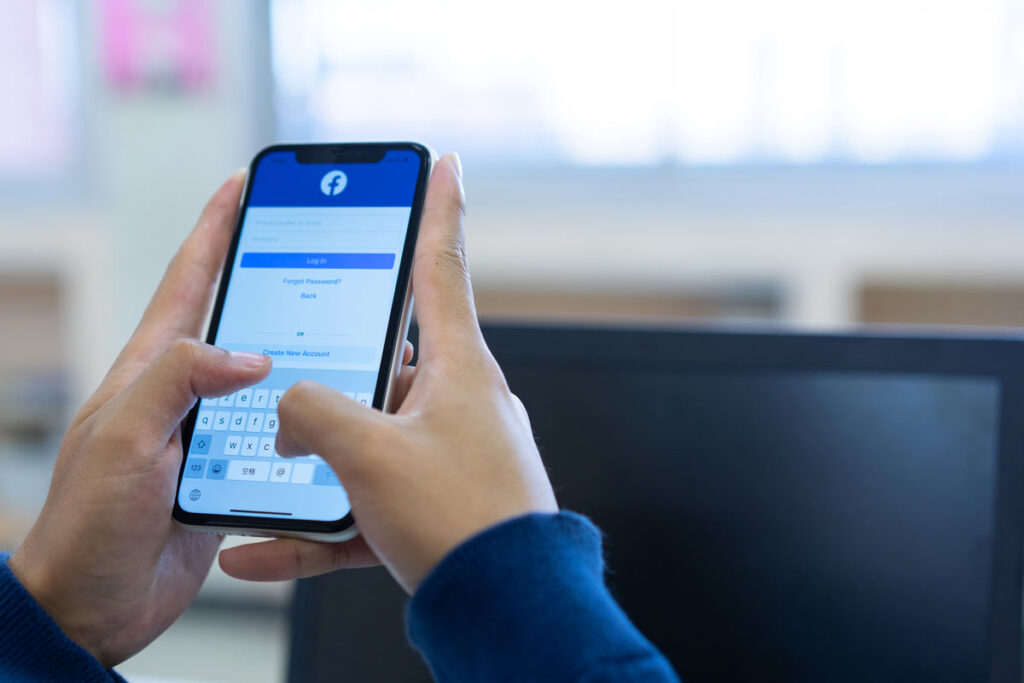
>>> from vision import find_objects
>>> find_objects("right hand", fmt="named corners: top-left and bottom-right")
top-left (219, 154), bottom-right (558, 593)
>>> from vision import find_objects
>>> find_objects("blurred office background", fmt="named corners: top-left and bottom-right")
top-left (1, 0), bottom-right (1023, 680)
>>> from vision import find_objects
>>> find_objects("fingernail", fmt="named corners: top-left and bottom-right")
top-left (448, 152), bottom-right (463, 179)
top-left (230, 350), bottom-right (268, 369)
top-left (232, 167), bottom-right (247, 180)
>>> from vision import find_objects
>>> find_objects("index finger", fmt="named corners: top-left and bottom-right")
top-left (219, 535), bottom-right (380, 581)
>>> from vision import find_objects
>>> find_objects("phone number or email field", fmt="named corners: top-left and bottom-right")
top-left (244, 206), bottom-right (409, 251)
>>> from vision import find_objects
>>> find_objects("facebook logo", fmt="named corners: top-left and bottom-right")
top-left (320, 170), bottom-right (347, 196)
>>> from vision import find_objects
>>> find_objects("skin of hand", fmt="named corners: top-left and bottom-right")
top-left (219, 153), bottom-right (559, 594)
top-left (7, 167), bottom-right (418, 667)
top-left (5, 172), bottom-right (271, 668)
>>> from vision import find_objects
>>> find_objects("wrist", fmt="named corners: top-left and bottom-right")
top-left (407, 511), bottom-right (611, 681)
top-left (1, 551), bottom-right (128, 680)
top-left (400, 500), bottom-right (560, 593)
top-left (8, 542), bottom-right (107, 667)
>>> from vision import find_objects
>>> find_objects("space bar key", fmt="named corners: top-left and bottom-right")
top-left (227, 460), bottom-right (270, 482)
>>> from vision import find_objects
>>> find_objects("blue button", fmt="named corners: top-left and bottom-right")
top-left (313, 465), bottom-right (340, 486)
top-left (184, 458), bottom-right (206, 478)
top-left (191, 433), bottom-right (212, 455)
top-left (239, 252), bottom-right (396, 270)
top-left (206, 459), bottom-right (227, 480)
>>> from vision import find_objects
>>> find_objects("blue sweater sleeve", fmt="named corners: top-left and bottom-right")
top-left (0, 554), bottom-right (126, 683)
top-left (407, 511), bottom-right (680, 682)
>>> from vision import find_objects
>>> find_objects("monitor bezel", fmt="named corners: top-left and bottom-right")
top-left (291, 324), bottom-right (1024, 682)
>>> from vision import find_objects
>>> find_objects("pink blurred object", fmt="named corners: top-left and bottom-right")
top-left (99, 0), bottom-right (215, 92)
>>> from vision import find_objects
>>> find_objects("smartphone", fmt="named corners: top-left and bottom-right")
top-left (172, 142), bottom-right (433, 541)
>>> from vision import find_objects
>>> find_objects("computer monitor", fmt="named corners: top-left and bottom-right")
top-left (288, 325), bottom-right (1024, 683)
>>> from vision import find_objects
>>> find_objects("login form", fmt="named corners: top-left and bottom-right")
top-left (177, 149), bottom-right (422, 521)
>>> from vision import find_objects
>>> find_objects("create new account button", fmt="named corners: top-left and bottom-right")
top-left (228, 344), bottom-right (379, 365)
top-left (261, 346), bottom-right (334, 360)
top-left (239, 252), bottom-right (395, 269)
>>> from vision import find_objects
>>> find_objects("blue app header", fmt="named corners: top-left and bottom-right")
top-left (248, 149), bottom-right (421, 208)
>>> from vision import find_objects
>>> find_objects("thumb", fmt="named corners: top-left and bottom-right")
top-left (275, 380), bottom-right (389, 479)
top-left (112, 340), bottom-right (271, 443)
top-left (412, 153), bottom-right (483, 361)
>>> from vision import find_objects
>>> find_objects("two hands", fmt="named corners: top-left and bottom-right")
top-left (8, 154), bottom-right (557, 668)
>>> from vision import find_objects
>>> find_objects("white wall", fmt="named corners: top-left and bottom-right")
top-left (464, 164), bottom-right (1024, 328)
top-left (78, 1), bottom-right (274, 393)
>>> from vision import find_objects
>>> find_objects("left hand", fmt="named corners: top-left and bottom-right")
top-left (7, 172), bottom-right (271, 668)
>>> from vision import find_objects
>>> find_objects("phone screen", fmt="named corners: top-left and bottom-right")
top-left (175, 146), bottom-right (426, 526)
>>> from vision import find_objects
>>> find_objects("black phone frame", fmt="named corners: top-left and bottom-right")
top-left (172, 142), bottom-right (432, 536)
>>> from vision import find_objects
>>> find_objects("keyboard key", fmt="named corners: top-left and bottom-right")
top-left (263, 414), bottom-right (279, 433)
top-left (219, 393), bottom-right (235, 407)
top-left (343, 392), bottom-right (356, 399)
top-left (253, 389), bottom-right (269, 408)
top-left (213, 411), bottom-right (231, 431)
top-left (224, 435), bottom-right (241, 456)
top-left (206, 459), bottom-right (227, 479)
top-left (230, 411), bottom-right (247, 431)
top-left (247, 413), bottom-right (264, 432)
top-left (184, 458), bottom-right (206, 478)
top-left (241, 436), bottom-right (259, 457)
top-left (270, 389), bottom-right (284, 408)
top-left (270, 462), bottom-right (292, 483)
top-left (313, 465), bottom-right (340, 486)
top-left (196, 410), bottom-right (215, 431)
top-left (200, 398), bottom-right (219, 409)
top-left (355, 392), bottom-right (373, 407)
top-left (236, 389), bottom-right (253, 408)
top-left (291, 462), bottom-right (315, 484)
top-left (191, 433), bottom-right (212, 455)
top-left (227, 460), bottom-right (270, 482)
top-left (258, 437), bottom-right (275, 457)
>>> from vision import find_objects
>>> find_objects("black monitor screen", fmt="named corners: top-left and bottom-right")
top-left (522, 368), bottom-right (998, 682)
top-left (289, 327), bottom-right (1021, 683)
